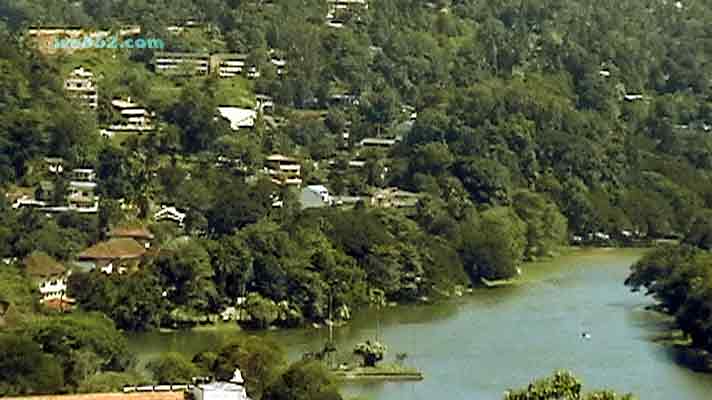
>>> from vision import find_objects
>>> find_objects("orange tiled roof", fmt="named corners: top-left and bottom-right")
top-left (6, 392), bottom-right (184, 400)
top-left (77, 238), bottom-right (146, 260)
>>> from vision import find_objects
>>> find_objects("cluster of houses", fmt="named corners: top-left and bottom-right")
top-left (326, 0), bottom-right (369, 27)
top-left (102, 97), bottom-right (156, 137)
top-left (299, 184), bottom-right (421, 210)
top-left (13, 164), bottom-right (99, 213)
top-left (16, 224), bottom-right (157, 311)
top-left (64, 66), bottom-right (98, 109)
top-left (152, 51), bottom-right (286, 78)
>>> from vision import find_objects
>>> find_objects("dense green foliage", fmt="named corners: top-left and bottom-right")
top-left (626, 244), bottom-right (712, 352)
top-left (0, 312), bottom-right (134, 396)
top-left (146, 352), bottom-right (199, 384)
top-left (504, 370), bottom-right (636, 400)
top-left (1, 0), bottom-right (712, 396)
top-left (2, 0), bottom-right (710, 333)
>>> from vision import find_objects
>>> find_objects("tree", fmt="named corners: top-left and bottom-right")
top-left (206, 235), bottom-right (255, 302)
top-left (21, 312), bottom-right (133, 388)
top-left (0, 334), bottom-right (64, 396)
top-left (459, 207), bottom-right (527, 280)
top-left (214, 336), bottom-right (286, 398)
top-left (512, 190), bottom-right (568, 258)
top-left (684, 210), bottom-right (712, 250)
top-left (154, 240), bottom-right (217, 312)
top-left (454, 157), bottom-right (512, 205)
top-left (167, 82), bottom-right (230, 153)
top-left (504, 370), bottom-right (636, 400)
top-left (263, 360), bottom-right (342, 400)
top-left (242, 292), bottom-right (280, 330)
top-left (207, 180), bottom-right (274, 236)
top-left (146, 352), bottom-right (199, 383)
top-left (353, 340), bottom-right (386, 367)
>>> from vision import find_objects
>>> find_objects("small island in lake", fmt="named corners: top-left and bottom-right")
top-left (334, 341), bottom-right (424, 381)
top-left (305, 339), bottom-right (424, 381)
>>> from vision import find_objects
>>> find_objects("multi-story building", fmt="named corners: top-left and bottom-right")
top-left (68, 168), bottom-right (98, 211)
top-left (265, 155), bottom-right (302, 186)
top-left (214, 53), bottom-right (249, 78)
top-left (64, 67), bottom-right (98, 109)
top-left (153, 52), bottom-right (210, 75)
top-left (23, 252), bottom-right (71, 306)
top-left (104, 97), bottom-right (155, 135)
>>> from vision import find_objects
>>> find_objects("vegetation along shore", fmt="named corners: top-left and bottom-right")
top-left (4, 0), bottom-right (712, 398)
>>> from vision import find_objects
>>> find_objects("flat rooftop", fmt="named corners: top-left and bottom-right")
top-left (5, 392), bottom-right (184, 400)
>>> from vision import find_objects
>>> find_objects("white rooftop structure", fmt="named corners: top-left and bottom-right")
top-left (155, 206), bottom-right (187, 226)
top-left (218, 107), bottom-right (257, 129)
top-left (191, 369), bottom-right (250, 400)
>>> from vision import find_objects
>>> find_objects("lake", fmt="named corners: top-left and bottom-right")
top-left (127, 248), bottom-right (712, 399)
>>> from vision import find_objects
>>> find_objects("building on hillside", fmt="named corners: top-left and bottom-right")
top-left (213, 53), bottom-right (249, 78)
top-left (370, 187), bottom-right (421, 208)
top-left (43, 157), bottom-right (65, 174)
top-left (191, 369), bottom-right (251, 400)
top-left (154, 206), bottom-right (188, 227)
top-left (104, 97), bottom-right (156, 136)
top-left (68, 168), bottom-right (99, 211)
top-left (109, 226), bottom-right (155, 249)
top-left (300, 185), bottom-right (333, 209)
top-left (623, 94), bottom-right (645, 102)
top-left (217, 107), bottom-right (257, 130)
top-left (23, 252), bottom-right (72, 307)
top-left (358, 137), bottom-right (399, 149)
top-left (255, 94), bottom-right (275, 114)
top-left (166, 20), bottom-right (203, 34)
top-left (265, 155), bottom-right (302, 186)
top-left (71, 168), bottom-right (97, 182)
top-left (153, 52), bottom-right (210, 75)
top-left (328, 93), bottom-right (359, 107)
top-left (30, 169), bottom-right (99, 213)
top-left (64, 67), bottom-right (98, 109)
top-left (269, 50), bottom-right (287, 76)
top-left (77, 238), bottom-right (147, 274)
top-left (326, 0), bottom-right (369, 26)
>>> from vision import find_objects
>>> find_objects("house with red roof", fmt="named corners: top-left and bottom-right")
top-left (77, 238), bottom-right (147, 274)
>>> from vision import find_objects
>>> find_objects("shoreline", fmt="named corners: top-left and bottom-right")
top-left (639, 304), bottom-right (712, 373)
top-left (151, 246), bottom-right (650, 334)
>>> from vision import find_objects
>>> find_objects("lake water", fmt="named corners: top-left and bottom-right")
top-left (127, 248), bottom-right (712, 399)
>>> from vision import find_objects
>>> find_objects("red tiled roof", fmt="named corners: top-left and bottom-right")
top-left (78, 238), bottom-right (146, 260)
top-left (43, 298), bottom-right (75, 311)
top-left (6, 392), bottom-right (184, 400)
top-left (109, 226), bottom-right (155, 240)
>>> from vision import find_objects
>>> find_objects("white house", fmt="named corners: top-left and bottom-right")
top-left (265, 155), bottom-right (302, 186)
top-left (155, 206), bottom-right (187, 226)
top-left (191, 370), bottom-right (250, 400)
top-left (23, 252), bottom-right (71, 305)
top-left (64, 67), bottom-right (98, 109)
top-left (300, 185), bottom-right (333, 209)
top-left (218, 107), bottom-right (257, 130)
top-left (107, 97), bottom-right (156, 134)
